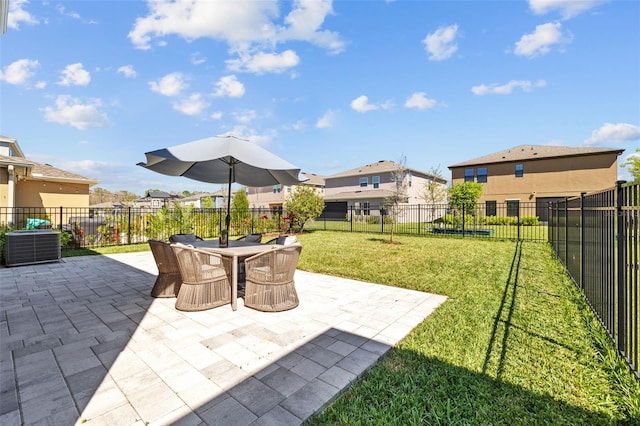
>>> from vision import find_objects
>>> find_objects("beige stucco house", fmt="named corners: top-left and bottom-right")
top-left (0, 135), bottom-right (99, 227)
top-left (323, 160), bottom-right (447, 220)
top-left (448, 145), bottom-right (624, 220)
top-left (246, 172), bottom-right (325, 212)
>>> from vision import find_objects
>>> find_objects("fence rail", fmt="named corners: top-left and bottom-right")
top-left (307, 202), bottom-right (548, 242)
top-left (549, 181), bottom-right (639, 378)
top-left (0, 201), bottom-right (549, 251)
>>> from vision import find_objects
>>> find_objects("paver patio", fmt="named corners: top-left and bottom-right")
top-left (0, 251), bottom-right (447, 425)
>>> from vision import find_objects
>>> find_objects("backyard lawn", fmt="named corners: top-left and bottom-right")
top-left (74, 231), bottom-right (638, 424)
top-left (292, 232), bottom-right (639, 425)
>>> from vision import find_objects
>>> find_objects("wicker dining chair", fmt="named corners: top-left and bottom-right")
top-left (171, 244), bottom-right (231, 311)
top-left (169, 233), bottom-right (204, 244)
top-left (236, 233), bottom-right (263, 243)
top-left (243, 244), bottom-right (302, 312)
top-left (148, 239), bottom-right (182, 298)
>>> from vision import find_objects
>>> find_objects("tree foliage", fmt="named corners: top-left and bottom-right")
top-left (231, 189), bottom-right (251, 230)
top-left (448, 181), bottom-right (483, 213)
top-left (285, 185), bottom-right (325, 233)
top-left (622, 148), bottom-right (640, 184)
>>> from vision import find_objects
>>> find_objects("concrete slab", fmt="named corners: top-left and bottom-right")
top-left (0, 251), bottom-right (447, 425)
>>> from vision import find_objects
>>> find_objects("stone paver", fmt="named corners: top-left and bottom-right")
top-left (0, 251), bottom-right (447, 425)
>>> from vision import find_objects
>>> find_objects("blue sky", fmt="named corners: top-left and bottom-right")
top-left (1, 0), bottom-right (639, 196)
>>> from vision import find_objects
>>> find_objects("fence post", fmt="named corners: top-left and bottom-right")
top-left (59, 206), bottom-right (63, 231)
top-left (564, 197), bottom-right (569, 265)
top-left (462, 205), bottom-right (466, 237)
top-left (127, 207), bottom-right (132, 245)
top-left (616, 180), bottom-right (627, 354)
top-left (517, 203), bottom-right (521, 241)
top-left (580, 192), bottom-right (586, 290)
top-left (418, 204), bottom-right (421, 236)
top-left (350, 206), bottom-right (353, 232)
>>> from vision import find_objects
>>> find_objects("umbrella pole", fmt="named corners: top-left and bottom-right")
top-left (226, 165), bottom-right (232, 232)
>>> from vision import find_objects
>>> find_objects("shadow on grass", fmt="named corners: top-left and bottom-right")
top-left (310, 352), bottom-right (616, 425)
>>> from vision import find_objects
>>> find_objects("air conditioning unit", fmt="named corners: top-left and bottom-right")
top-left (5, 230), bottom-right (61, 267)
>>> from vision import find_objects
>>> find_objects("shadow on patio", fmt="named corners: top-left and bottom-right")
top-left (0, 252), bottom-right (445, 425)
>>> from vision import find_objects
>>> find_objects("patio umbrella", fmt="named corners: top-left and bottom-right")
top-left (137, 135), bottom-right (306, 230)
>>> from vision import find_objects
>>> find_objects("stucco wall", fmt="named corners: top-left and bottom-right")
top-left (15, 180), bottom-right (91, 208)
top-left (450, 153), bottom-right (619, 203)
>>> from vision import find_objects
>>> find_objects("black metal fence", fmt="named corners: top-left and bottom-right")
top-left (549, 181), bottom-right (639, 378)
top-left (0, 206), bottom-right (289, 249)
top-left (0, 201), bottom-right (549, 251)
top-left (307, 202), bottom-right (548, 242)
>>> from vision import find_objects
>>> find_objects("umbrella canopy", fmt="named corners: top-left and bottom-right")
top-left (138, 135), bottom-right (307, 230)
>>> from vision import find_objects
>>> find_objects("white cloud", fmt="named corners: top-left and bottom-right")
top-left (404, 92), bottom-right (437, 110)
top-left (514, 22), bottom-right (571, 58)
top-left (278, 0), bottom-right (345, 54)
top-left (58, 63), bottom-right (91, 86)
top-left (8, 0), bottom-right (39, 30)
top-left (149, 72), bottom-right (188, 96)
top-left (172, 93), bottom-right (208, 116)
top-left (211, 111), bottom-right (223, 120)
top-left (350, 95), bottom-right (377, 113)
top-left (316, 110), bottom-right (335, 128)
top-left (226, 50), bottom-right (300, 74)
top-left (117, 65), bottom-right (137, 78)
top-left (42, 95), bottom-right (109, 129)
top-left (471, 80), bottom-right (547, 95)
top-left (213, 75), bottom-right (245, 97)
top-left (584, 123), bottom-right (640, 146)
top-left (232, 109), bottom-right (257, 124)
top-left (0, 58), bottom-right (39, 85)
top-left (191, 52), bottom-right (207, 65)
top-left (128, 0), bottom-right (344, 73)
top-left (423, 24), bottom-right (459, 61)
top-left (56, 4), bottom-right (81, 20)
top-left (529, 0), bottom-right (604, 19)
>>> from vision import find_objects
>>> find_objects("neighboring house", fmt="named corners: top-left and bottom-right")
top-left (0, 135), bottom-right (99, 226)
top-left (132, 191), bottom-right (181, 209)
top-left (246, 172), bottom-right (325, 212)
top-left (448, 144), bottom-right (624, 221)
top-left (178, 189), bottom-right (236, 209)
top-left (323, 160), bottom-right (447, 220)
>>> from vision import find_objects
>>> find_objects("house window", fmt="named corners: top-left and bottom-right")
top-left (464, 168), bottom-right (474, 182)
top-left (372, 176), bottom-right (380, 189)
top-left (486, 200), bottom-right (497, 216)
top-left (273, 184), bottom-right (281, 193)
top-left (287, 186), bottom-right (292, 193)
top-left (507, 200), bottom-right (520, 217)
top-left (407, 172), bottom-right (412, 187)
top-left (515, 164), bottom-right (524, 178)
top-left (359, 177), bottom-right (368, 187)
top-left (477, 167), bottom-right (488, 183)
top-left (354, 202), bottom-right (361, 215)
top-left (151, 199), bottom-right (162, 208)
top-left (362, 202), bottom-right (370, 215)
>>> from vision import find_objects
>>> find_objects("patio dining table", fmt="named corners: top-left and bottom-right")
top-left (192, 239), bottom-right (277, 310)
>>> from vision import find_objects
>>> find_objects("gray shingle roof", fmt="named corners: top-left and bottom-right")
top-left (327, 160), bottom-right (446, 183)
top-left (449, 145), bottom-right (624, 168)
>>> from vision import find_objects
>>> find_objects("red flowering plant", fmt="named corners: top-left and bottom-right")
top-left (281, 212), bottom-right (295, 234)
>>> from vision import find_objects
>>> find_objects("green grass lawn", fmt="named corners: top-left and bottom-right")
top-left (292, 231), bottom-right (639, 425)
top-left (65, 231), bottom-right (639, 424)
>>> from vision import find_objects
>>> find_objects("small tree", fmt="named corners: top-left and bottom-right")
top-left (420, 165), bottom-right (448, 223)
top-left (385, 156), bottom-right (409, 243)
top-left (622, 148), bottom-right (640, 184)
top-left (284, 185), bottom-right (325, 233)
top-left (231, 189), bottom-right (250, 234)
top-left (448, 182), bottom-right (482, 228)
